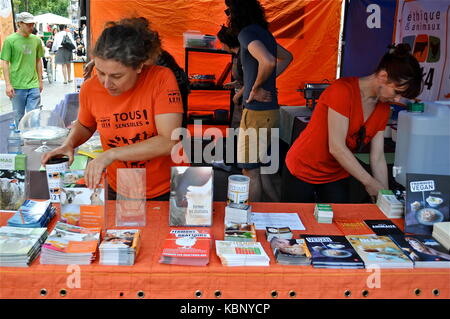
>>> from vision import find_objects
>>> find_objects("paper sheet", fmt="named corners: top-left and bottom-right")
top-left (250, 212), bottom-right (305, 230)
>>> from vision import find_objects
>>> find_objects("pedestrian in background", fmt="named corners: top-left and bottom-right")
top-left (1, 12), bottom-right (44, 126)
top-left (52, 24), bottom-right (76, 84)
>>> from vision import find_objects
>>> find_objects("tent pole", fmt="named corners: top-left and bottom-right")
top-left (336, 0), bottom-right (348, 79)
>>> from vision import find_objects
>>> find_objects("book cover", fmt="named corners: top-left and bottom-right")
top-left (160, 228), bottom-right (211, 265)
top-left (43, 222), bottom-right (100, 254)
top-left (335, 219), bottom-right (374, 235)
top-left (0, 154), bottom-right (26, 211)
top-left (270, 237), bottom-right (311, 265)
top-left (302, 235), bottom-right (364, 268)
top-left (346, 235), bottom-right (413, 268)
top-left (389, 234), bottom-right (450, 267)
top-left (364, 220), bottom-right (403, 236)
top-left (169, 167), bottom-right (213, 226)
top-left (405, 174), bottom-right (449, 235)
top-left (60, 170), bottom-right (106, 229)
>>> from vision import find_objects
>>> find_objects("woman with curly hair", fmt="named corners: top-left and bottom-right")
top-left (42, 17), bottom-right (183, 200)
top-left (224, 0), bottom-right (293, 202)
top-left (84, 17), bottom-right (190, 127)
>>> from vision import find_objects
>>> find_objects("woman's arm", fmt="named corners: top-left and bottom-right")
top-left (84, 113), bottom-right (182, 188)
top-left (246, 40), bottom-right (276, 103)
top-left (275, 43), bottom-right (293, 77)
top-left (41, 120), bottom-right (96, 166)
top-left (369, 130), bottom-right (388, 189)
top-left (328, 108), bottom-right (384, 197)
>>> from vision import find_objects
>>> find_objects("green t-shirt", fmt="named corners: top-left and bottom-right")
top-left (0, 33), bottom-right (44, 89)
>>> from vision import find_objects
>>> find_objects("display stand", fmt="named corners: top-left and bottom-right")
top-left (115, 168), bottom-right (146, 227)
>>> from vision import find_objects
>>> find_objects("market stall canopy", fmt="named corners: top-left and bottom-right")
top-left (34, 13), bottom-right (72, 25)
top-left (89, 0), bottom-right (342, 106)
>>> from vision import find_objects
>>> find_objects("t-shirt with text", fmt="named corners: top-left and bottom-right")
top-left (78, 65), bottom-right (183, 198)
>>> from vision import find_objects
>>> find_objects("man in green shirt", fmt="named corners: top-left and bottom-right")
top-left (1, 12), bottom-right (44, 126)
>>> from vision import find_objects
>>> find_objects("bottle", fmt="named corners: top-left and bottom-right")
top-left (7, 123), bottom-right (22, 154)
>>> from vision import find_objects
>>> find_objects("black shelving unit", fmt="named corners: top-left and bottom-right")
top-left (185, 47), bottom-right (235, 126)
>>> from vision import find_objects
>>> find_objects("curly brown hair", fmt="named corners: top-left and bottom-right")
top-left (93, 17), bottom-right (162, 69)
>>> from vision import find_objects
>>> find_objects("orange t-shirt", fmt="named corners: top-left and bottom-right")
top-left (78, 65), bottom-right (183, 198)
top-left (286, 77), bottom-right (390, 184)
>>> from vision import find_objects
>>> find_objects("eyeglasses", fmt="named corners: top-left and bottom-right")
top-left (224, 8), bottom-right (231, 16)
top-left (355, 126), bottom-right (366, 152)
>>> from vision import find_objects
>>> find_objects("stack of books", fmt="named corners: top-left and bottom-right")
top-left (270, 237), bottom-right (311, 265)
top-left (159, 229), bottom-right (212, 266)
top-left (376, 190), bottom-right (404, 218)
top-left (389, 234), bottom-right (450, 268)
top-left (216, 240), bottom-right (270, 266)
top-left (40, 222), bottom-right (100, 265)
top-left (99, 229), bottom-right (141, 265)
top-left (346, 235), bottom-right (413, 268)
top-left (433, 222), bottom-right (450, 251)
top-left (266, 227), bottom-right (293, 241)
top-left (302, 235), bottom-right (365, 269)
top-left (0, 226), bottom-right (48, 267)
top-left (224, 222), bottom-right (257, 242)
top-left (7, 199), bottom-right (55, 228)
top-left (314, 204), bottom-right (333, 224)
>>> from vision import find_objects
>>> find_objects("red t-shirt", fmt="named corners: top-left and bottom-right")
top-left (78, 65), bottom-right (183, 198)
top-left (286, 77), bottom-right (390, 184)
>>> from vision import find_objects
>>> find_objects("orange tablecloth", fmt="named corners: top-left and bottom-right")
top-left (1, 202), bottom-right (449, 299)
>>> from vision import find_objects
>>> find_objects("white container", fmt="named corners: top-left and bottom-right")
top-left (45, 157), bottom-right (69, 203)
top-left (227, 175), bottom-right (250, 205)
top-left (393, 102), bottom-right (450, 187)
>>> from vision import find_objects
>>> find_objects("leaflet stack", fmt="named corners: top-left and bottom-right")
top-left (215, 240), bottom-right (270, 266)
top-left (100, 229), bottom-right (141, 265)
top-left (0, 227), bottom-right (48, 267)
top-left (376, 190), bottom-right (404, 218)
top-left (40, 222), bottom-right (100, 265)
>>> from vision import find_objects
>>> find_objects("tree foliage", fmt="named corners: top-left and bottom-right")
top-left (12, 0), bottom-right (70, 17)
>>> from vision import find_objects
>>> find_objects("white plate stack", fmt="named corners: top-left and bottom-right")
top-left (433, 222), bottom-right (450, 251)
top-left (376, 190), bottom-right (404, 218)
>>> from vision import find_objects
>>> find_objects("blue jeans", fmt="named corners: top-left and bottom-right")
top-left (11, 88), bottom-right (41, 127)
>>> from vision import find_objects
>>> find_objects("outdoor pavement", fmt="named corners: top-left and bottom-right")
top-left (0, 64), bottom-right (77, 114)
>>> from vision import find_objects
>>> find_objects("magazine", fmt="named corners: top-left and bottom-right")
top-left (389, 234), bottom-right (450, 268)
top-left (0, 154), bottom-right (26, 212)
top-left (346, 235), bottom-right (413, 268)
top-left (364, 220), bottom-right (403, 236)
top-left (405, 174), bottom-right (449, 235)
top-left (270, 237), bottom-right (311, 265)
top-left (169, 167), bottom-right (213, 226)
top-left (302, 235), bottom-right (364, 269)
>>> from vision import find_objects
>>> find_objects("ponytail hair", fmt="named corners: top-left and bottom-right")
top-left (375, 43), bottom-right (423, 99)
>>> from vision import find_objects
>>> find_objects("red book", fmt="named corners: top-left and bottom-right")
top-left (335, 219), bottom-right (374, 235)
top-left (159, 228), bottom-right (212, 266)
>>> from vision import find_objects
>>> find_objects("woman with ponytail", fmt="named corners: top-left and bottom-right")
top-left (282, 44), bottom-right (423, 203)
